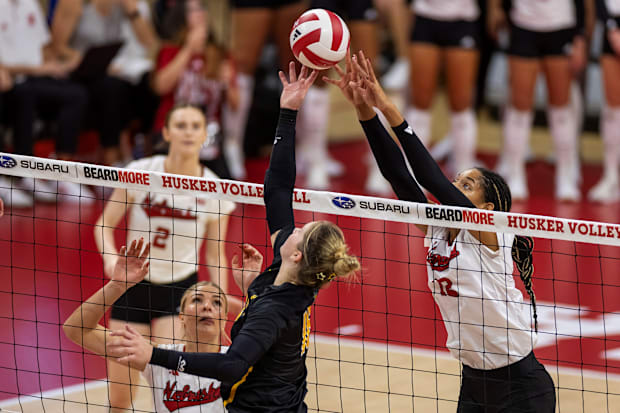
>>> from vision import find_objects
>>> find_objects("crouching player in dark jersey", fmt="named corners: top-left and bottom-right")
top-left (106, 63), bottom-right (361, 412)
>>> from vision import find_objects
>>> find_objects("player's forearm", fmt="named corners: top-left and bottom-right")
top-left (392, 121), bottom-right (475, 207)
top-left (63, 281), bottom-right (126, 341)
top-left (264, 108), bottom-right (297, 234)
top-left (150, 333), bottom-right (263, 382)
top-left (128, 15), bottom-right (159, 53)
top-left (360, 116), bottom-right (426, 203)
top-left (152, 47), bottom-right (193, 95)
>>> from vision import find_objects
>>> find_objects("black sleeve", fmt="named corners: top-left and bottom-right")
top-left (360, 116), bottom-right (427, 203)
top-left (596, 0), bottom-right (613, 22)
top-left (150, 300), bottom-right (289, 382)
top-left (150, 334), bottom-right (262, 384)
top-left (574, 0), bottom-right (585, 35)
top-left (264, 109), bottom-right (297, 235)
top-left (391, 121), bottom-right (476, 208)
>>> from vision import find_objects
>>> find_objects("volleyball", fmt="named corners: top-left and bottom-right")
top-left (289, 9), bottom-right (350, 70)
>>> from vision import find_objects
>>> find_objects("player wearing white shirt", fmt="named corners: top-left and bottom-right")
top-left (589, 0), bottom-right (620, 202)
top-left (144, 343), bottom-right (228, 412)
top-left (407, 0), bottom-right (481, 178)
top-left (326, 53), bottom-right (555, 411)
top-left (487, 0), bottom-right (590, 202)
top-left (94, 105), bottom-right (238, 412)
top-left (64, 239), bottom-right (260, 412)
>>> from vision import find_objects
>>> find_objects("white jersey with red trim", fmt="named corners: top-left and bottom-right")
top-left (126, 155), bottom-right (235, 284)
top-left (511, 0), bottom-right (576, 31)
top-left (424, 226), bottom-right (536, 370)
top-left (143, 343), bottom-right (227, 413)
top-left (412, 0), bottom-right (480, 22)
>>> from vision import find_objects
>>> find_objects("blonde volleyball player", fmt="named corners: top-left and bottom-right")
top-left (93, 104), bottom-right (237, 411)
top-left (325, 51), bottom-right (555, 412)
top-left (64, 238), bottom-right (264, 412)
top-left (105, 63), bottom-right (360, 412)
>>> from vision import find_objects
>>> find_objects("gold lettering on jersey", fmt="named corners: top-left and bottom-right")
top-left (234, 295), bottom-right (257, 322)
top-left (300, 306), bottom-right (312, 356)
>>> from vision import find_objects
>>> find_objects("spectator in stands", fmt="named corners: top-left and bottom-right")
top-left (51, 0), bottom-right (158, 166)
top-left (151, 0), bottom-right (238, 178)
top-left (0, 0), bottom-right (89, 206)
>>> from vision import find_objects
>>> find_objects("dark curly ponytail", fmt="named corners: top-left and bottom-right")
top-left (476, 168), bottom-right (538, 332)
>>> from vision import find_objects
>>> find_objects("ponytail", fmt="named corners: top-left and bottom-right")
top-left (476, 167), bottom-right (539, 333)
top-left (512, 235), bottom-right (537, 332)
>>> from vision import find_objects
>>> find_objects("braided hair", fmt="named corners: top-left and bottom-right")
top-left (476, 168), bottom-right (538, 332)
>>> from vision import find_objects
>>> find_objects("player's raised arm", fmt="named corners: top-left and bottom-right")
top-left (63, 239), bottom-right (150, 358)
top-left (264, 62), bottom-right (318, 246)
top-left (350, 52), bottom-right (474, 208)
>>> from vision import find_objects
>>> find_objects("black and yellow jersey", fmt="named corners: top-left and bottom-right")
top-left (223, 226), bottom-right (317, 412)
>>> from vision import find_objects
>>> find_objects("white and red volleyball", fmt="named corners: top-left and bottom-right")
top-left (289, 9), bottom-right (350, 70)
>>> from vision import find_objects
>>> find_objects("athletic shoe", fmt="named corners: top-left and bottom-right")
top-left (365, 166), bottom-right (392, 196)
top-left (588, 175), bottom-right (619, 203)
top-left (16, 178), bottom-right (58, 202)
top-left (555, 174), bottom-right (581, 202)
top-left (306, 163), bottom-right (329, 190)
top-left (57, 181), bottom-right (95, 204)
top-left (0, 176), bottom-right (33, 208)
top-left (507, 168), bottom-right (529, 201)
top-left (381, 58), bottom-right (409, 91)
top-left (327, 156), bottom-right (345, 177)
top-left (223, 143), bottom-right (246, 180)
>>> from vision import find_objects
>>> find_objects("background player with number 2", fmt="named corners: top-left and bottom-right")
top-left (93, 104), bottom-right (237, 412)
top-left (325, 51), bottom-right (556, 412)
top-left (105, 63), bottom-right (360, 412)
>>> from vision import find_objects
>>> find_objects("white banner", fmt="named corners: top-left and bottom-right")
top-left (1, 153), bottom-right (619, 246)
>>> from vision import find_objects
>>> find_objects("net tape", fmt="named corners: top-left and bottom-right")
top-left (1, 153), bottom-right (619, 247)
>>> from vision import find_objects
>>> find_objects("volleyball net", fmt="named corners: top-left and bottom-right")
top-left (0, 153), bottom-right (619, 412)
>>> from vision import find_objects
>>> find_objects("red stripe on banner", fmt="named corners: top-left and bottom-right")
top-left (292, 28), bottom-right (321, 57)
top-left (328, 12), bottom-right (344, 51)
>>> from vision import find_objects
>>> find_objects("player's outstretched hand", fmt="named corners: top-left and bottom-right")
top-left (279, 62), bottom-right (318, 111)
top-left (107, 325), bottom-right (153, 371)
top-left (349, 51), bottom-right (391, 113)
top-left (323, 53), bottom-right (365, 107)
top-left (0, 198), bottom-right (3, 217)
top-left (111, 238), bottom-right (150, 286)
top-left (232, 243), bottom-right (264, 296)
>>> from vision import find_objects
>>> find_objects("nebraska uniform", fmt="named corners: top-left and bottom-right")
top-left (413, 0), bottom-right (479, 22)
top-left (125, 155), bottom-right (236, 284)
top-left (425, 226), bottom-right (535, 369)
top-left (511, 0), bottom-right (577, 31)
top-left (143, 343), bottom-right (227, 413)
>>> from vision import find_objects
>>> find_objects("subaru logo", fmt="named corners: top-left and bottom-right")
top-left (332, 196), bottom-right (355, 209)
top-left (0, 155), bottom-right (17, 168)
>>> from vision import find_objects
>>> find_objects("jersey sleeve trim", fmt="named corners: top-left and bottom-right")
top-left (223, 366), bottom-right (254, 407)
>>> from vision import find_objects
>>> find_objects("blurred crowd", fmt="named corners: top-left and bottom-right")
top-left (0, 0), bottom-right (619, 207)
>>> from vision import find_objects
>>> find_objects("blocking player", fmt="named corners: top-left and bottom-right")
top-left (326, 51), bottom-right (556, 412)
